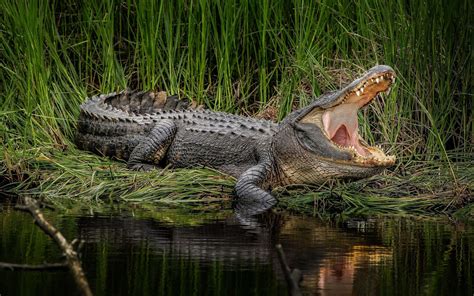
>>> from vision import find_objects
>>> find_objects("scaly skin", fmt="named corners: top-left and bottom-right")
top-left (76, 65), bottom-right (397, 215)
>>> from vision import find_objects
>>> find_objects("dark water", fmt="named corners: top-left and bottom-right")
top-left (0, 202), bottom-right (473, 296)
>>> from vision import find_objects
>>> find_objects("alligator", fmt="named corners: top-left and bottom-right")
top-left (76, 65), bottom-right (396, 215)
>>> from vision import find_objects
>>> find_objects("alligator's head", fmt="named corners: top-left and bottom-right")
top-left (274, 65), bottom-right (396, 184)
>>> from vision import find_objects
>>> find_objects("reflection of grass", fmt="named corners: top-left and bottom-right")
top-left (0, 0), bottom-right (472, 216)
top-left (1, 202), bottom-right (472, 295)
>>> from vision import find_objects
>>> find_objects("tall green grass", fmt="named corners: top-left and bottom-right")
top-left (1, 0), bottom-right (471, 153)
top-left (0, 0), bottom-right (472, 213)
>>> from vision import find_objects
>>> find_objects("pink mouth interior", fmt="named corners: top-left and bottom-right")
top-left (322, 103), bottom-right (368, 156)
top-left (319, 71), bottom-right (394, 159)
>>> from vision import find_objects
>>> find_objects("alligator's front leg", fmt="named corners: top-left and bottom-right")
top-left (234, 161), bottom-right (277, 216)
top-left (127, 119), bottom-right (177, 171)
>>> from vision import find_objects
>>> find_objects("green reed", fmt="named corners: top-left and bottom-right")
top-left (0, 0), bottom-right (472, 214)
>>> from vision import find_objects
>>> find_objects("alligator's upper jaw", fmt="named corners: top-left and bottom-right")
top-left (321, 68), bottom-right (396, 166)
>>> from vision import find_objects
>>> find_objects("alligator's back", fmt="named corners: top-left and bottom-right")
top-left (75, 90), bottom-right (278, 176)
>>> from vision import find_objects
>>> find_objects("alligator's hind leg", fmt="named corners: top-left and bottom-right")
top-left (127, 120), bottom-right (177, 171)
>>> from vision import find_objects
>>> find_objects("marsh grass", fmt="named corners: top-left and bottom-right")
top-left (2, 147), bottom-right (472, 217)
top-left (0, 0), bottom-right (472, 215)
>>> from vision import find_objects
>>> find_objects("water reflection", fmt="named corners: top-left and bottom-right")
top-left (0, 203), bottom-right (472, 296)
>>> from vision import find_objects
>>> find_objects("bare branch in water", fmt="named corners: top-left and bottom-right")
top-left (15, 196), bottom-right (93, 296)
top-left (275, 244), bottom-right (303, 296)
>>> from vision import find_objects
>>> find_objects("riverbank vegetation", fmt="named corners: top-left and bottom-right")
top-left (1, 0), bottom-right (472, 216)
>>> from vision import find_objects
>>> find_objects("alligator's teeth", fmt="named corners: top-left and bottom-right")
top-left (391, 76), bottom-right (396, 83)
top-left (360, 87), bottom-right (364, 93)
top-left (356, 90), bottom-right (361, 96)
top-left (380, 76), bottom-right (384, 81)
top-left (386, 87), bottom-right (391, 96)
top-left (375, 78), bottom-right (380, 83)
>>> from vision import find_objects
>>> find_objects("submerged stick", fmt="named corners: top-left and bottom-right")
top-left (15, 196), bottom-right (93, 296)
top-left (275, 244), bottom-right (303, 296)
top-left (0, 262), bottom-right (67, 271)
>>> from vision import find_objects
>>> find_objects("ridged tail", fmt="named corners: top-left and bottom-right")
top-left (75, 90), bottom-right (190, 160)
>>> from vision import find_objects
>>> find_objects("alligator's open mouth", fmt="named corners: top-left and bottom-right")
top-left (321, 69), bottom-right (396, 166)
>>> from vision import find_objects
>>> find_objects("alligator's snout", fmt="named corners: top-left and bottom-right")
top-left (297, 65), bottom-right (397, 167)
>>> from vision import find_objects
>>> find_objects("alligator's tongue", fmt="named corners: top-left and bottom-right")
top-left (322, 103), bottom-right (367, 156)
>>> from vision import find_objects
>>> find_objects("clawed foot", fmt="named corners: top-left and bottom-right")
top-left (127, 163), bottom-right (159, 171)
top-left (233, 196), bottom-right (277, 218)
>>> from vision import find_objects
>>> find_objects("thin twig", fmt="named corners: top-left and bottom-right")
top-left (0, 262), bottom-right (67, 271)
top-left (275, 244), bottom-right (303, 296)
top-left (15, 196), bottom-right (93, 296)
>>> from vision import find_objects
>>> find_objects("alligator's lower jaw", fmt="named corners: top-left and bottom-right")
top-left (322, 71), bottom-right (396, 167)
top-left (340, 143), bottom-right (396, 166)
